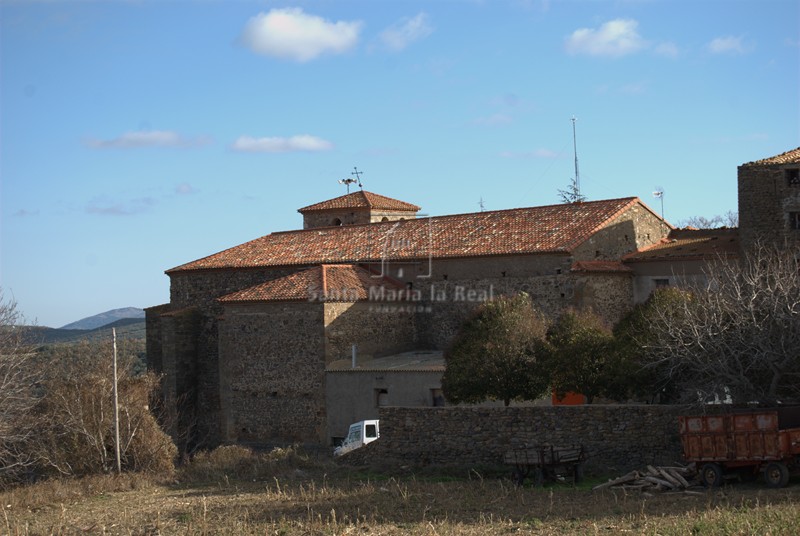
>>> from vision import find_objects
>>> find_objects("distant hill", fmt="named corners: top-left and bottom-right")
top-left (60, 307), bottom-right (144, 330)
top-left (23, 317), bottom-right (146, 345)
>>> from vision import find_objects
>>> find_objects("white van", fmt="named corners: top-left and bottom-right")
top-left (333, 420), bottom-right (379, 457)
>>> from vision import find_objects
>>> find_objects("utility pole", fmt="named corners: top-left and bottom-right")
top-left (112, 328), bottom-right (121, 474)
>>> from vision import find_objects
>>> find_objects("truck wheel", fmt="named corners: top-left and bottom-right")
top-left (764, 462), bottom-right (790, 488)
top-left (573, 463), bottom-right (584, 485)
top-left (532, 468), bottom-right (544, 487)
top-left (701, 463), bottom-right (724, 487)
top-left (511, 468), bottom-right (525, 487)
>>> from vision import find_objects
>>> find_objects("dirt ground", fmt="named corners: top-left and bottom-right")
top-left (4, 462), bottom-right (800, 535)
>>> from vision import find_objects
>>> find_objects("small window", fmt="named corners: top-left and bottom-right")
top-left (653, 278), bottom-right (670, 288)
top-left (381, 217), bottom-right (389, 222)
top-left (786, 169), bottom-right (800, 187)
top-left (375, 388), bottom-right (389, 407)
top-left (365, 423), bottom-right (378, 439)
top-left (790, 212), bottom-right (800, 230)
top-left (332, 218), bottom-right (342, 226)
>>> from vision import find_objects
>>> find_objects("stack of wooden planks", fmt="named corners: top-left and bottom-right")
top-left (592, 464), bottom-right (701, 494)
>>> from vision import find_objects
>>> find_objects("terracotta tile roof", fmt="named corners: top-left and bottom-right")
top-left (623, 228), bottom-right (739, 262)
top-left (218, 264), bottom-right (407, 303)
top-left (169, 197), bottom-right (646, 273)
top-left (571, 260), bottom-right (632, 274)
top-left (298, 190), bottom-right (420, 213)
top-left (741, 147), bottom-right (800, 166)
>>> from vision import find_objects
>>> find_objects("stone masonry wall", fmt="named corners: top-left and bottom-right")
top-left (218, 301), bottom-right (327, 444)
top-left (169, 268), bottom-right (298, 310)
top-left (324, 301), bottom-right (417, 363)
top-left (343, 406), bottom-right (689, 475)
top-left (303, 210), bottom-right (417, 229)
top-left (738, 163), bottom-right (800, 251)
top-left (571, 273), bottom-right (634, 325)
top-left (572, 203), bottom-right (668, 261)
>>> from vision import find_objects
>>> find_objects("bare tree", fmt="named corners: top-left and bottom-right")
top-left (0, 290), bottom-right (41, 484)
top-left (679, 210), bottom-right (739, 229)
top-left (641, 244), bottom-right (800, 405)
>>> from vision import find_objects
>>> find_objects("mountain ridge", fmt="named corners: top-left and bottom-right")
top-left (60, 307), bottom-right (144, 330)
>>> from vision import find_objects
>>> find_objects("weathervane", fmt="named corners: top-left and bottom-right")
top-left (338, 167), bottom-right (364, 194)
top-left (338, 177), bottom-right (357, 193)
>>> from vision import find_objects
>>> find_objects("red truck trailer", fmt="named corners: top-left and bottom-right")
top-left (678, 408), bottom-right (800, 488)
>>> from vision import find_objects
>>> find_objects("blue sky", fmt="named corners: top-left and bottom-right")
top-left (1, 0), bottom-right (798, 328)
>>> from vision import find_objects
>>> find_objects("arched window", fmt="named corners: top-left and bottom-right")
top-left (381, 217), bottom-right (389, 222)
top-left (332, 218), bottom-right (342, 226)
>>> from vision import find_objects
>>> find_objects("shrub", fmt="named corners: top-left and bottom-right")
top-left (30, 340), bottom-right (177, 479)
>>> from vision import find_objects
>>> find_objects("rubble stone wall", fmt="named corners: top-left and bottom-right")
top-left (342, 405), bottom-right (691, 475)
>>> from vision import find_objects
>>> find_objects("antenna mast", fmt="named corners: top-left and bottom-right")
top-left (572, 116), bottom-right (580, 198)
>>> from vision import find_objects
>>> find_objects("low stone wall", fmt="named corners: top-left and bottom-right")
top-left (342, 405), bottom-right (690, 475)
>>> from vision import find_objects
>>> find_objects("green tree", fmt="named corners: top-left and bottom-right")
top-left (441, 293), bottom-right (551, 406)
top-left (612, 287), bottom-right (692, 403)
top-left (545, 309), bottom-right (615, 404)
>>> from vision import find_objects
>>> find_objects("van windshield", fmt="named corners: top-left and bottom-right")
top-left (346, 425), bottom-right (361, 443)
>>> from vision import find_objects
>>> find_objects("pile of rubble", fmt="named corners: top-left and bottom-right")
top-left (592, 464), bottom-right (703, 494)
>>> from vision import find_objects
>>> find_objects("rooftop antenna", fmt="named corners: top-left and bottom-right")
top-left (652, 187), bottom-right (665, 219)
top-left (572, 116), bottom-right (580, 198)
top-left (653, 187), bottom-right (666, 233)
top-left (351, 166), bottom-right (364, 189)
top-left (558, 117), bottom-right (586, 203)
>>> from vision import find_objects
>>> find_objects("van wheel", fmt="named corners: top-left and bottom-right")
top-left (701, 463), bottom-right (723, 487)
top-left (764, 462), bottom-right (790, 488)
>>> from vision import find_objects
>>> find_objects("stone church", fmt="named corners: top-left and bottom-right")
top-left (146, 147), bottom-right (800, 449)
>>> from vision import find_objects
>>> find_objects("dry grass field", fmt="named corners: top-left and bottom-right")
top-left (2, 446), bottom-right (799, 535)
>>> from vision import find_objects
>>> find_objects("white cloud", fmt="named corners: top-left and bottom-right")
top-left (231, 135), bottom-right (334, 153)
top-left (654, 41), bottom-right (679, 58)
top-left (500, 148), bottom-right (560, 159)
top-left (708, 36), bottom-right (747, 55)
top-left (13, 209), bottom-right (39, 217)
top-left (240, 8), bottom-right (362, 62)
top-left (176, 183), bottom-right (197, 195)
top-left (621, 81), bottom-right (648, 94)
top-left (565, 19), bottom-right (647, 57)
top-left (473, 113), bottom-right (513, 126)
top-left (86, 197), bottom-right (156, 216)
top-left (86, 130), bottom-right (208, 149)
top-left (380, 12), bottom-right (433, 51)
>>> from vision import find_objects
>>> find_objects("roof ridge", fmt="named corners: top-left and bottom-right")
top-left (167, 196), bottom-right (658, 274)
top-left (297, 190), bottom-right (421, 213)
top-left (741, 147), bottom-right (800, 166)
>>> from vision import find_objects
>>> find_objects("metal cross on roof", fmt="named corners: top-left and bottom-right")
top-left (351, 166), bottom-right (364, 189)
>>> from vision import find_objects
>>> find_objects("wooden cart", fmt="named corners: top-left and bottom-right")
top-left (504, 444), bottom-right (586, 486)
